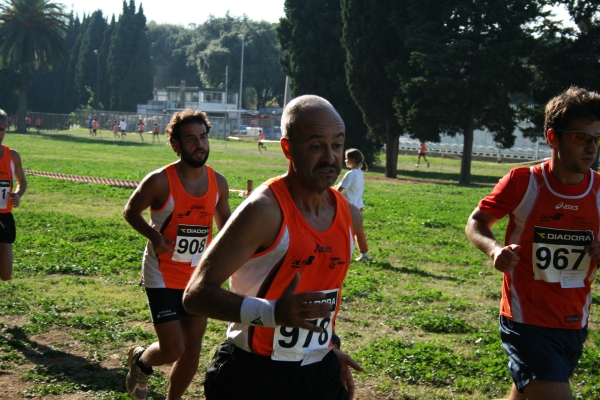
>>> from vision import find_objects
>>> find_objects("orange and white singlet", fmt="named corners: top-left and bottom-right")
top-left (227, 176), bottom-right (354, 361)
top-left (479, 162), bottom-right (599, 329)
top-left (0, 146), bottom-right (14, 214)
top-left (141, 163), bottom-right (220, 289)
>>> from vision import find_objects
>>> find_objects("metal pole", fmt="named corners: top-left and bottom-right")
top-left (94, 50), bottom-right (99, 110)
top-left (238, 35), bottom-right (244, 135)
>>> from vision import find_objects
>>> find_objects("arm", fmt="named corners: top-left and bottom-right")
top-left (9, 149), bottom-right (26, 207)
top-left (213, 171), bottom-right (231, 231)
top-left (347, 200), bottom-right (363, 236)
top-left (465, 207), bottom-right (520, 273)
top-left (335, 170), bottom-right (352, 193)
top-left (183, 186), bottom-right (333, 332)
top-left (123, 170), bottom-right (175, 254)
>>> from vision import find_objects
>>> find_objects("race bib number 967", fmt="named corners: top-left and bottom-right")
top-left (172, 224), bottom-right (209, 265)
top-left (532, 226), bottom-right (593, 283)
top-left (271, 289), bottom-right (339, 362)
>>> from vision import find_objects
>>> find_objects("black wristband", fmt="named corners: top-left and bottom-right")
top-left (331, 333), bottom-right (341, 350)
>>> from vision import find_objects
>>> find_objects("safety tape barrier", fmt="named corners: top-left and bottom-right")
top-left (24, 169), bottom-right (250, 196)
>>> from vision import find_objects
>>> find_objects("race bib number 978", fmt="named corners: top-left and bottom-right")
top-left (271, 289), bottom-right (338, 362)
top-left (532, 226), bottom-right (593, 283)
top-left (172, 224), bottom-right (209, 265)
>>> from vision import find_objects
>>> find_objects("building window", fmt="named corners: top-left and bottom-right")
top-left (202, 92), bottom-right (223, 103)
top-left (226, 93), bottom-right (236, 104)
top-left (186, 92), bottom-right (199, 102)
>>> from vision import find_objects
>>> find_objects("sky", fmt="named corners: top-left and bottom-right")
top-left (63, 0), bottom-right (286, 25)
top-left (62, 1), bottom-right (574, 29)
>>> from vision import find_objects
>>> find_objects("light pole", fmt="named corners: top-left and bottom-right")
top-left (238, 35), bottom-right (244, 133)
top-left (93, 50), bottom-right (99, 110)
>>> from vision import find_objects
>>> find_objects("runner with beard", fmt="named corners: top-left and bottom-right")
top-left (123, 109), bottom-right (231, 400)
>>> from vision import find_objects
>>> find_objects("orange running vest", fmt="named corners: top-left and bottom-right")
top-left (499, 163), bottom-right (599, 329)
top-left (141, 163), bottom-right (220, 289)
top-left (0, 146), bottom-right (14, 214)
top-left (227, 176), bottom-right (354, 361)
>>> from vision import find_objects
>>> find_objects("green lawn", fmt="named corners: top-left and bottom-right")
top-left (0, 129), bottom-right (597, 399)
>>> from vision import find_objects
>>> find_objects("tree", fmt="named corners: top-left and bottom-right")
top-left (97, 15), bottom-right (115, 109)
top-left (341, 0), bottom-right (409, 177)
top-left (192, 16), bottom-right (285, 109)
top-left (0, 0), bottom-right (69, 132)
top-left (517, 1), bottom-right (600, 141)
top-left (119, 28), bottom-right (153, 110)
top-left (278, 0), bottom-right (379, 164)
top-left (107, 0), bottom-right (152, 111)
top-left (74, 10), bottom-right (107, 108)
top-left (147, 22), bottom-right (199, 88)
top-left (396, 0), bottom-right (540, 185)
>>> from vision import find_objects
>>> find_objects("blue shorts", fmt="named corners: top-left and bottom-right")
top-left (499, 316), bottom-right (587, 392)
top-left (145, 287), bottom-right (193, 324)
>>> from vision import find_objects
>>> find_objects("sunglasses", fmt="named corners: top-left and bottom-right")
top-left (555, 130), bottom-right (600, 146)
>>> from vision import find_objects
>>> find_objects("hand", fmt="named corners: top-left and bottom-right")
top-left (492, 244), bottom-right (521, 272)
top-left (274, 272), bottom-right (333, 333)
top-left (8, 192), bottom-right (20, 207)
top-left (152, 235), bottom-right (175, 255)
top-left (333, 347), bottom-right (364, 400)
top-left (585, 241), bottom-right (600, 263)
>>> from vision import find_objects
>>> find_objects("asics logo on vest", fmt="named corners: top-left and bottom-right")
top-left (314, 244), bottom-right (332, 253)
top-left (555, 202), bottom-right (578, 211)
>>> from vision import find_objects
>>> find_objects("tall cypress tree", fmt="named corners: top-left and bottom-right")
top-left (63, 14), bottom-right (88, 112)
top-left (341, 0), bottom-right (408, 177)
top-left (278, 0), bottom-right (379, 163)
top-left (119, 27), bottom-right (153, 110)
top-left (74, 10), bottom-right (107, 108)
top-left (98, 15), bottom-right (115, 110)
top-left (107, 0), bottom-right (137, 110)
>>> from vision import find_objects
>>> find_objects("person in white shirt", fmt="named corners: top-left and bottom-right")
top-left (119, 119), bottom-right (127, 140)
top-left (336, 148), bottom-right (369, 261)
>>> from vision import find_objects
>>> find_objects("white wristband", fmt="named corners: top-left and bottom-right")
top-left (240, 297), bottom-right (277, 327)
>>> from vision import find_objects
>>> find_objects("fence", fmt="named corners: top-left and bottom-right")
top-left (6, 112), bottom-right (71, 133)
top-left (18, 109), bottom-right (283, 140)
top-left (398, 136), bottom-right (551, 160)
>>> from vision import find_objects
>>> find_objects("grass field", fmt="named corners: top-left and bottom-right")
top-left (0, 128), bottom-right (598, 399)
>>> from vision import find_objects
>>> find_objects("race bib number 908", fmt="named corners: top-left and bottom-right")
top-left (271, 289), bottom-right (338, 362)
top-left (172, 224), bottom-right (209, 265)
top-left (532, 226), bottom-right (593, 283)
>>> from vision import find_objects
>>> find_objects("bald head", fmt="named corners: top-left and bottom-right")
top-left (282, 95), bottom-right (342, 141)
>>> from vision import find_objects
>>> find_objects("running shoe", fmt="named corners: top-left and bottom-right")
top-left (126, 346), bottom-right (150, 400)
top-left (355, 254), bottom-right (370, 261)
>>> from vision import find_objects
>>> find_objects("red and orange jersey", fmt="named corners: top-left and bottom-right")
top-left (480, 162), bottom-right (600, 329)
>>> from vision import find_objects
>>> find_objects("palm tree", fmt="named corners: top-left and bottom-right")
top-left (0, 0), bottom-right (69, 133)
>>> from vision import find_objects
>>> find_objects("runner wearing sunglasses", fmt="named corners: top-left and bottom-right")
top-left (466, 86), bottom-right (600, 400)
